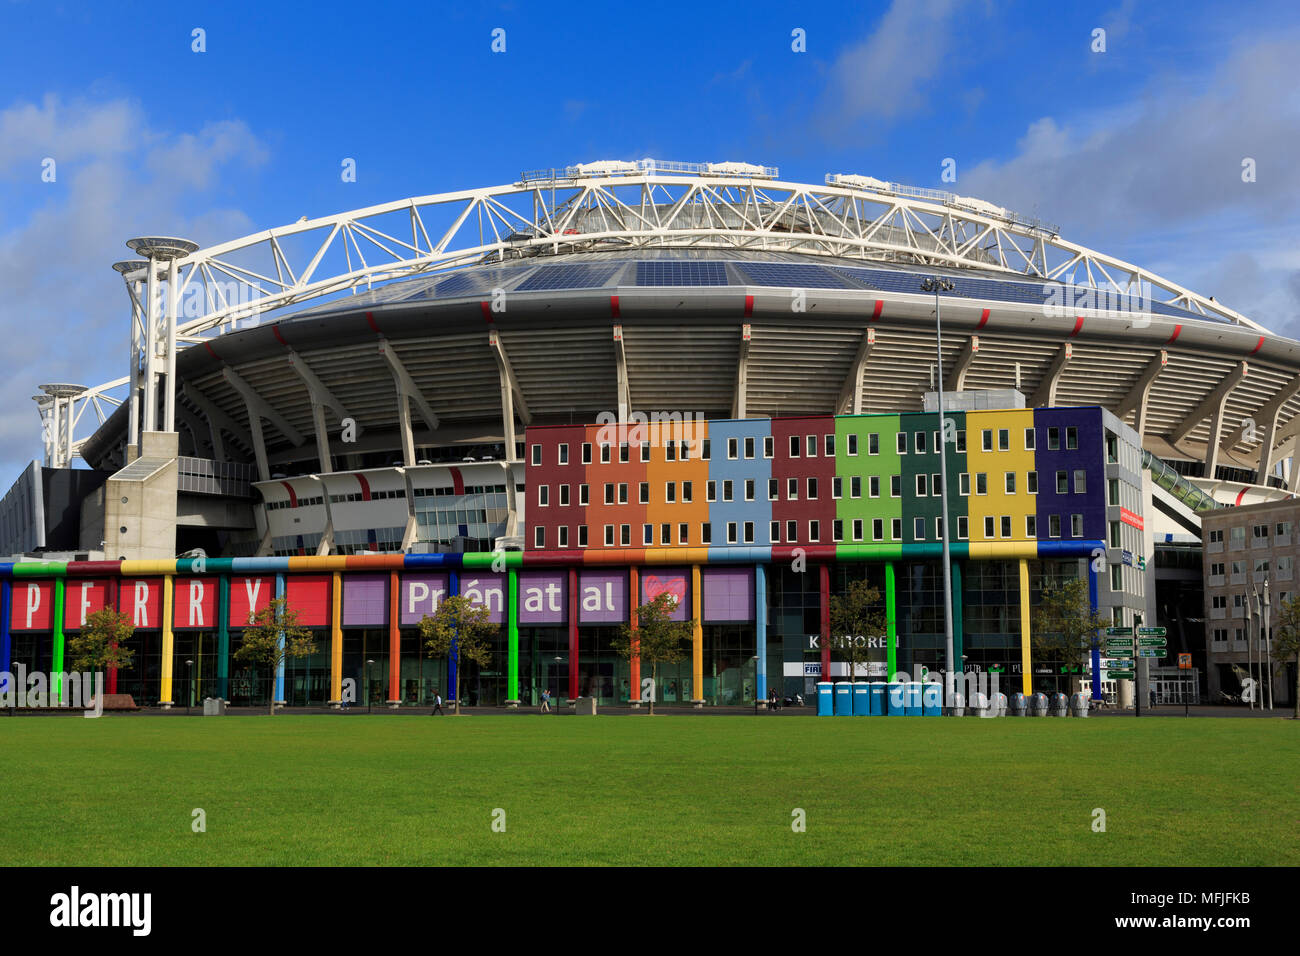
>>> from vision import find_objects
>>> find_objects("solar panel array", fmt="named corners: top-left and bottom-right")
top-left (515, 263), bottom-right (626, 292)
top-left (732, 261), bottom-right (848, 289)
top-left (635, 261), bottom-right (729, 286)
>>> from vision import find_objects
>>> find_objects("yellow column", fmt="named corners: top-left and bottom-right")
top-left (692, 564), bottom-right (703, 705)
top-left (330, 571), bottom-right (343, 705)
top-left (160, 575), bottom-right (175, 706)
top-left (1018, 558), bottom-right (1032, 696)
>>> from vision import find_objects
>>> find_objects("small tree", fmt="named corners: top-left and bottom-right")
top-left (828, 578), bottom-right (887, 683)
top-left (1272, 593), bottom-right (1300, 719)
top-left (1031, 579), bottom-right (1109, 694)
top-left (611, 592), bottom-right (695, 715)
top-left (233, 597), bottom-right (317, 715)
top-left (67, 607), bottom-right (135, 698)
top-left (418, 595), bottom-right (495, 716)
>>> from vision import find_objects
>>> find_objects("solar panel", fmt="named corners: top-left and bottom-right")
top-left (732, 262), bottom-right (850, 289)
top-left (635, 261), bottom-right (729, 286)
top-left (515, 263), bottom-right (625, 292)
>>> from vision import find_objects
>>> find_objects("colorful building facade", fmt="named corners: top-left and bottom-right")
top-left (0, 406), bottom-right (1145, 708)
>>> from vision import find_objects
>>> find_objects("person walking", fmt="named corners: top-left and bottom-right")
top-left (540, 688), bottom-right (551, 713)
top-left (431, 690), bottom-right (443, 716)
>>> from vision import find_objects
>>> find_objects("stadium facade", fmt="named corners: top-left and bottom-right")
top-left (2, 159), bottom-right (1297, 708)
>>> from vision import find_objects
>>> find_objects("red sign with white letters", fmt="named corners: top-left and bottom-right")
top-left (11, 581), bottom-right (53, 630)
top-left (63, 579), bottom-right (110, 630)
top-left (229, 576), bottom-right (274, 628)
top-left (173, 577), bottom-right (218, 630)
top-left (118, 579), bottom-right (162, 629)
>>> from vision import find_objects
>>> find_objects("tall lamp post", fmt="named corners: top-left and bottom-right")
top-left (366, 659), bottom-right (375, 714)
top-left (185, 660), bottom-right (193, 714)
top-left (921, 277), bottom-right (957, 712)
top-left (1264, 579), bottom-right (1274, 710)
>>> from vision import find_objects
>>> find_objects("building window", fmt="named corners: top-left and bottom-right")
top-left (872, 519), bottom-right (883, 542)
top-left (1049, 515), bottom-right (1061, 538)
top-left (538, 485), bottom-right (549, 507)
top-left (744, 521), bottom-right (755, 544)
top-left (701, 439), bottom-right (711, 460)
top-left (1111, 564), bottom-right (1122, 591)
top-left (1074, 470), bottom-right (1087, 494)
top-left (1005, 472), bottom-right (1016, 494)
top-left (682, 481), bottom-right (693, 503)
top-left (534, 526), bottom-right (545, 548)
top-left (984, 516), bottom-right (995, 539)
top-left (869, 433), bottom-right (880, 455)
top-left (787, 520), bottom-right (797, 542)
top-left (832, 476), bottom-right (843, 499)
top-left (982, 429), bottom-right (993, 451)
top-left (581, 442), bottom-right (592, 464)
top-left (1024, 427), bottom-right (1035, 450)
top-left (976, 473), bottom-right (987, 495)
top-left (665, 442), bottom-right (676, 462)
top-left (790, 436), bottom-right (801, 458)
top-left (809, 520), bottom-right (820, 542)
top-left (914, 517), bottom-right (926, 540)
top-left (1047, 427), bottom-right (1060, 450)
top-left (745, 479), bottom-right (755, 502)
top-left (869, 476), bottom-right (880, 498)
top-left (579, 484), bottom-right (589, 506)
top-left (891, 475), bottom-right (902, 498)
top-left (959, 473), bottom-right (970, 496)
top-left (891, 518), bottom-right (902, 541)
top-left (825, 434), bottom-right (836, 456)
top-left (557, 526), bottom-right (569, 548)
top-left (807, 477), bottom-right (818, 499)
top-left (896, 432), bottom-right (907, 454)
top-left (957, 516), bottom-right (969, 540)
top-left (620, 524), bottom-right (631, 547)
top-left (678, 523), bottom-right (689, 545)
top-left (764, 436), bottom-right (774, 458)
top-left (604, 483), bottom-right (614, 505)
top-left (1000, 515), bottom-right (1012, 538)
top-left (619, 442), bottom-right (629, 463)
top-left (723, 480), bottom-right (734, 502)
top-left (955, 430), bottom-right (966, 453)
top-left (600, 443), bottom-right (611, 464)
top-left (728, 437), bottom-right (739, 460)
top-left (559, 484), bottom-right (570, 506)
top-left (1027, 471), bottom-right (1038, 495)
top-left (639, 482), bottom-right (649, 505)
top-left (605, 525), bottom-right (614, 546)
top-left (832, 519), bottom-right (844, 542)
top-left (769, 478), bottom-right (779, 501)
top-left (915, 431), bottom-right (927, 454)
top-left (771, 521), bottom-right (781, 542)
top-left (744, 436), bottom-right (756, 459)
top-left (997, 429), bottom-right (1009, 451)
top-left (852, 519), bottom-right (863, 542)
top-left (916, 474), bottom-right (928, 497)
top-left (707, 480), bottom-right (717, 503)
top-left (578, 525), bottom-right (588, 547)
top-left (1056, 471), bottom-right (1068, 494)
top-left (643, 524), bottom-right (653, 546)
top-left (727, 522), bottom-right (738, 544)
top-left (618, 483), bottom-right (629, 504)
top-left (847, 433), bottom-right (859, 456)
top-left (702, 523), bottom-right (712, 544)
top-left (531, 444), bottom-right (542, 466)
top-left (666, 482), bottom-right (677, 503)
top-left (558, 444), bottom-right (569, 465)
top-left (787, 478), bottom-right (798, 501)
top-left (1071, 514), bottom-right (1083, 538)
top-left (1066, 427), bottom-right (1078, 450)
top-left (806, 435), bottom-right (817, 457)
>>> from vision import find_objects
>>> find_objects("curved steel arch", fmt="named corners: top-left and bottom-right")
top-left (65, 165), bottom-right (1273, 466)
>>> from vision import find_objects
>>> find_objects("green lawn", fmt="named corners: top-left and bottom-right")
top-left (2, 714), bottom-right (1295, 866)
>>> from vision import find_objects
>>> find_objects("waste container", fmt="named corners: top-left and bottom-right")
top-left (1069, 692), bottom-right (1090, 717)
top-left (1050, 692), bottom-right (1068, 717)
top-left (853, 682), bottom-right (872, 716)
top-left (950, 691), bottom-right (966, 717)
top-left (886, 682), bottom-right (905, 715)
top-left (922, 682), bottom-right (942, 715)
top-left (994, 692), bottom-right (1008, 717)
top-left (1009, 692), bottom-right (1026, 716)
top-left (968, 691), bottom-right (987, 717)
top-left (869, 683), bottom-right (886, 716)
top-left (1029, 692), bottom-right (1048, 716)
top-left (202, 697), bottom-right (226, 716)
top-left (816, 682), bottom-right (834, 716)
top-left (904, 682), bottom-right (923, 716)
top-left (834, 682), bottom-right (854, 716)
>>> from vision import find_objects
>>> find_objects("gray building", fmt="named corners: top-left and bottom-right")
top-left (1201, 499), bottom-right (1299, 706)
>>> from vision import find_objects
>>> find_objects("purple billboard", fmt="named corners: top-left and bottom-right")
top-left (578, 570), bottom-right (628, 623)
top-left (639, 568), bottom-right (690, 622)
top-left (518, 570), bottom-right (567, 624)
top-left (399, 573), bottom-right (451, 625)
top-left (701, 567), bottom-right (754, 622)
top-left (342, 574), bottom-right (388, 627)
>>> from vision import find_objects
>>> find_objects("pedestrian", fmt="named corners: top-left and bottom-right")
top-left (431, 690), bottom-right (443, 716)
top-left (1149, 686), bottom-right (1157, 709)
top-left (540, 688), bottom-right (551, 713)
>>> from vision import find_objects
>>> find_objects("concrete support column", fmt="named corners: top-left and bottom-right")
top-left (755, 564), bottom-right (768, 703)
top-left (1018, 558), bottom-right (1032, 696)
top-left (691, 564), bottom-right (704, 706)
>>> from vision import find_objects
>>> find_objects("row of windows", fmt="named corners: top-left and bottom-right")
top-left (531, 512), bottom-right (1091, 548)
top-left (1208, 521), bottom-right (1296, 544)
top-left (534, 469), bottom-right (1090, 507)
top-left (529, 425), bottom-right (1084, 466)
top-left (328, 489), bottom-right (406, 504)
top-left (1209, 556), bottom-right (1294, 576)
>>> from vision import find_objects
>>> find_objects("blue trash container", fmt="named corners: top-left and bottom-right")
top-left (834, 682), bottom-right (854, 716)
top-left (886, 682), bottom-right (905, 715)
top-left (853, 682), bottom-right (871, 716)
top-left (922, 682), bottom-right (942, 715)
top-left (904, 681), bottom-right (923, 715)
top-left (869, 683), bottom-right (886, 716)
top-left (816, 681), bottom-right (834, 716)
top-left (1009, 692), bottom-right (1026, 716)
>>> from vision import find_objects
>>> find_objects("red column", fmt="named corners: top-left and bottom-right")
top-left (566, 564), bottom-right (577, 697)
top-left (629, 566), bottom-right (640, 701)
top-left (387, 571), bottom-right (400, 705)
top-left (820, 564), bottom-right (831, 678)
top-left (107, 578), bottom-right (119, 695)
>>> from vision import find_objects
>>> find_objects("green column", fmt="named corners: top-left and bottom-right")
top-left (507, 568), bottom-right (519, 703)
top-left (217, 575), bottom-right (230, 700)
top-left (885, 561), bottom-right (897, 679)
top-left (52, 577), bottom-right (65, 705)
top-left (952, 561), bottom-right (964, 672)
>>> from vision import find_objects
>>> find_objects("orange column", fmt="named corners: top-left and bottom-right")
top-left (387, 570), bottom-right (401, 706)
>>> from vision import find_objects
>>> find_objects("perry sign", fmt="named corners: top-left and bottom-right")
top-left (8, 576), bottom-right (268, 631)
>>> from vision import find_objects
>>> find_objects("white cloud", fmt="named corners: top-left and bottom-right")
top-left (0, 95), bottom-right (267, 485)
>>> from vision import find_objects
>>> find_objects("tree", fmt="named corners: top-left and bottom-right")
top-left (1031, 579), bottom-right (1109, 693)
top-left (418, 595), bottom-right (495, 716)
top-left (1272, 593), bottom-right (1300, 719)
top-left (611, 592), bottom-right (695, 715)
top-left (233, 597), bottom-right (317, 715)
top-left (66, 607), bottom-right (135, 698)
top-left (827, 578), bottom-right (887, 683)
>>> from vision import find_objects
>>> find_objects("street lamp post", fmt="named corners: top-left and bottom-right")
top-left (921, 277), bottom-right (957, 713)
top-left (185, 660), bottom-right (193, 714)
top-left (1264, 579), bottom-right (1273, 710)
top-left (366, 659), bottom-right (375, 714)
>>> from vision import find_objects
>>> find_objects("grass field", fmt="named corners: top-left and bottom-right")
top-left (2, 714), bottom-right (1296, 866)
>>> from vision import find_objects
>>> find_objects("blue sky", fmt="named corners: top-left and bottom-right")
top-left (2, 0), bottom-right (1299, 484)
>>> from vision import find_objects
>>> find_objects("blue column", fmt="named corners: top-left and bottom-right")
top-left (448, 570), bottom-right (460, 703)
top-left (755, 564), bottom-right (768, 702)
top-left (274, 573), bottom-right (287, 704)
top-left (1088, 562), bottom-right (1102, 701)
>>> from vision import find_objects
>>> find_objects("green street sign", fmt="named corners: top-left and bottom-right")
top-left (1104, 659), bottom-right (1134, 669)
top-left (1105, 639), bottom-right (1135, 650)
top-left (1137, 627), bottom-right (1166, 637)
top-left (1106, 627), bottom-right (1134, 636)
top-left (1137, 647), bottom-right (1164, 658)
top-left (1137, 636), bottom-right (1167, 647)
top-left (1108, 670), bottom-right (1135, 679)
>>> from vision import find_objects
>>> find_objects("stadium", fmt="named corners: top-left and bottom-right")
top-left (2, 158), bottom-right (1297, 711)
